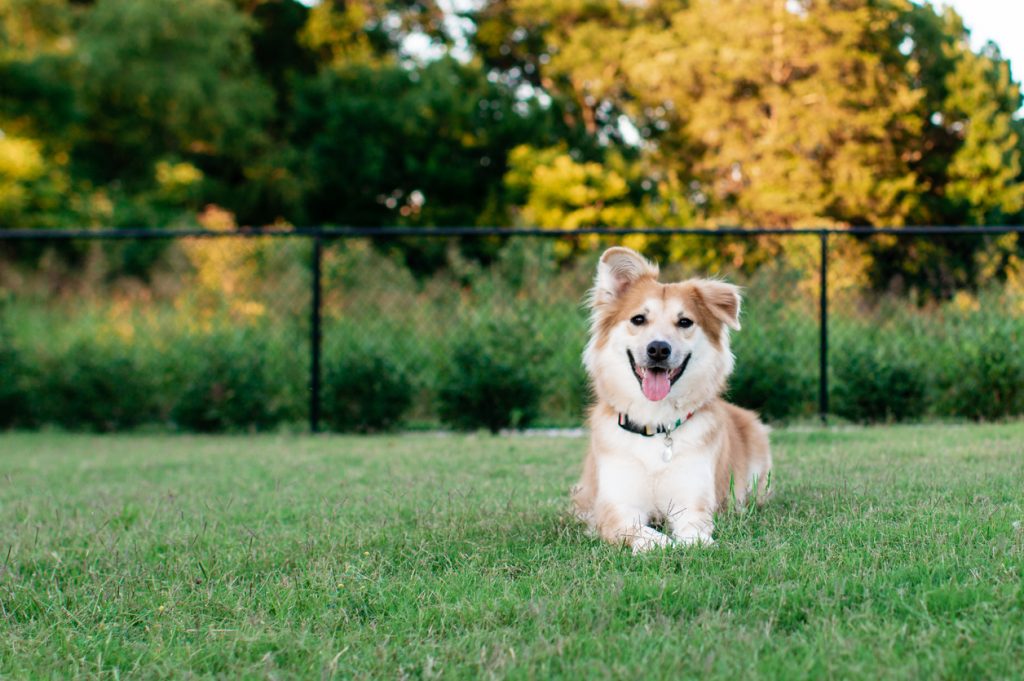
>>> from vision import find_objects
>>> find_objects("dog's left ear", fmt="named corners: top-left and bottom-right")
top-left (696, 280), bottom-right (742, 330)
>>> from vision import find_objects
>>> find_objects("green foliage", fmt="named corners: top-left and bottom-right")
top-left (321, 331), bottom-right (415, 433)
top-left (170, 328), bottom-right (302, 432)
top-left (941, 44), bottom-right (1023, 225)
top-left (301, 0), bottom-right (449, 67)
top-left (831, 334), bottom-right (929, 423)
top-left (934, 316), bottom-right (1024, 420)
top-left (76, 0), bottom-right (273, 182)
top-left (30, 338), bottom-right (161, 431)
top-left (292, 57), bottom-right (558, 230)
top-left (729, 315), bottom-right (817, 422)
top-left (4, 0), bottom-right (1024, 299)
top-left (437, 317), bottom-right (545, 432)
top-left (0, 313), bottom-right (28, 428)
top-left (865, 7), bottom-right (1024, 294)
top-left (2, 239), bottom-right (1024, 431)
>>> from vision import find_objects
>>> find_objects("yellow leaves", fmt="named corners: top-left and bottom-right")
top-left (156, 161), bottom-right (203, 192)
top-left (780, 234), bottom-right (872, 303)
top-left (1005, 255), bottom-right (1024, 301)
top-left (87, 191), bottom-right (115, 223)
top-left (179, 205), bottom-right (267, 324)
top-left (505, 143), bottom-right (697, 260)
top-left (155, 160), bottom-right (204, 203)
top-left (197, 205), bottom-right (237, 233)
top-left (0, 134), bottom-right (57, 220)
top-left (108, 316), bottom-right (136, 344)
top-left (301, 1), bottom-right (374, 67)
top-left (975, 233), bottom-right (1024, 298)
top-left (529, 157), bottom-right (626, 222)
top-left (0, 136), bottom-right (45, 180)
top-left (950, 290), bottom-right (980, 313)
top-left (231, 300), bottom-right (266, 320)
top-left (508, 144), bottom-right (642, 229)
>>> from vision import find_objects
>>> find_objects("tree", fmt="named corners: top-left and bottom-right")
top-left (483, 0), bottom-right (1024, 292)
top-left (943, 45), bottom-right (1023, 225)
top-left (509, 0), bottom-right (927, 228)
top-left (0, 0), bottom-right (78, 229)
top-left (300, 0), bottom-right (450, 67)
top-left (866, 5), bottom-right (1024, 295)
top-left (292, 56), bottom-right (559, 228)
top-left (75, 0), bottom-right (274, 191)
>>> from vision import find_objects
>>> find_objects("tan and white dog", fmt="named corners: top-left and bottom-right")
top-left (572, 247), bottom-right (772, 553)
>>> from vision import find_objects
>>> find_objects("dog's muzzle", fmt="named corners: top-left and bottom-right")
top-left (627, 349), bottom-right (691, 401)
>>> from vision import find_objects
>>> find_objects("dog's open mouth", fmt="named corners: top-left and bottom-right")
top-left (627, 350), bottom-right (691, 402)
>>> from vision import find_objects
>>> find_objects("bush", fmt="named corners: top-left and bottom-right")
top-left (0, 325), bottom-right (29, 428)
top-left (534, 305), bottom-right (590, 425)
top-left (32, 339), bottom-right (161, 431)
top-left (437, 317), bottom-right (544, 432)
top-left (831, 335), bottom-right (928, 423)
top-left (934, 319), bottom-right (1024, 420)
top-left (170, 329), bottom-right (301, 431)
top-left (728, 308), bottom-right (816, 422)
top-left (322, 339), bottom-right (414, 433)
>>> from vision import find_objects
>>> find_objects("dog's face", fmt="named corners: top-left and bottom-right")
top-left (584, 247), bottom-right (741, 405)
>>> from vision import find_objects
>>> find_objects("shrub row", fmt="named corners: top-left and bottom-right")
top-left (0, 313), bottom-right (568, 433)
top-left (3, 300), bottom-right (1024, 431)
top-left (0, 325), bottom-right (307, 432)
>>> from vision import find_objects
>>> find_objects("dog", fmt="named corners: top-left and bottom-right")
top-left (572, 247), bottom-right (772, 553)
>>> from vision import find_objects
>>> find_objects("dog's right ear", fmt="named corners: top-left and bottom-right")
top-left (592, 247), bottom-right (659, 307)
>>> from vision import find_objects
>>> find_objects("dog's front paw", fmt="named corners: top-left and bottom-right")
top-left (630, 526), bottom-right (676, 554)
top-left (674, 531), bottom-right (715, 547)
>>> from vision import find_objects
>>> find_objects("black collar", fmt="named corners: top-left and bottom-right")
top-left (617, 412), bottom-right (692, 437)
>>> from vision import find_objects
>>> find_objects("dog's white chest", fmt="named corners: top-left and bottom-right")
top-left (596, 420), bottom-right (716, 515)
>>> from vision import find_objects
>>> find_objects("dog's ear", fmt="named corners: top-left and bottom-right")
top-left (592, 247), bottom-right (659, 306)
top-left (695, 280), bottom-right (742, 331)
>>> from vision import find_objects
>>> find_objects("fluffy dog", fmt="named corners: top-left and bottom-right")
top-left (572, 247), bottom-right (772, 553)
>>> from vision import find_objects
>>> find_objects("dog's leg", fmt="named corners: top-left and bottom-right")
top-left (666, 503), bottom-right (715, 546)
top-left (630, 526), bottom-right (676, 554)
top-left (595, 502), bottom-right (674, 554)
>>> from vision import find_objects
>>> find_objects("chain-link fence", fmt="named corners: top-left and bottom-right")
top-left (2, 226), bottom-right (1022, 432)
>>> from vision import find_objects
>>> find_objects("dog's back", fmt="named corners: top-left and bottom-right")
top-left (711, 400), bottom-right (773, 508)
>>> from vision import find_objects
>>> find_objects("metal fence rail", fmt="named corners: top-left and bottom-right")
top-left (3, 225), bottom-right (1024, 431)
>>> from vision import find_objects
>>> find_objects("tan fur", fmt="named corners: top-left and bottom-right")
top-left (573, 247), bottom-right (772, 553)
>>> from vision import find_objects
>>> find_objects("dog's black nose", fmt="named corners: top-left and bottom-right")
top-left (646, 340), bottom-right (671, 362)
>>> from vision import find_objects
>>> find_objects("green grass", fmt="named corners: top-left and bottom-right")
top-left (2, 425), bottom-right (1023, 679)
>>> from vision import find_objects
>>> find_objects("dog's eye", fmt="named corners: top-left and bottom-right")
top-left (678, 317), bottom-right (694, 329)
top-left (630, 314), bottom-right (646, 326)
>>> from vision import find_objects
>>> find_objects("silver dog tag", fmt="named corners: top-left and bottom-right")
top-left (662, 437), bottom-right (674, 462)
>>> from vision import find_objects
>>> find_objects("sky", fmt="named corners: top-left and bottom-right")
top-left (944, 0), bottom-right (1023, 84)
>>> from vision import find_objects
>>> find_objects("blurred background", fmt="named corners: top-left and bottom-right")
top-left (1, 0), bottom-right (1022, 432)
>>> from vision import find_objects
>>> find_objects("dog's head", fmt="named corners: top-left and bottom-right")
top-left (584, 247), bottom-right (741, 408)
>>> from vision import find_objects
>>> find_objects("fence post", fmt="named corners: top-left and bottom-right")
top-left (310, 235), bottom-right (323, 433)
top-left (819, 230), bottom-right (829, 424)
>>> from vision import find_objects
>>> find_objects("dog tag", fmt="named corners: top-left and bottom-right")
top-left (662, 438), bottom-right (674, 462)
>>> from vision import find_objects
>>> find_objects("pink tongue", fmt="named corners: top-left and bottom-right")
top-left (642, 370), bottom-right (671, 401)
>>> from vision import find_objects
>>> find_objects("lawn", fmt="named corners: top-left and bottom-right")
top-left (1, 424), bottom-right (1023, 679)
